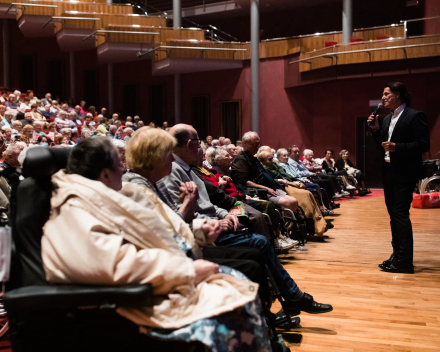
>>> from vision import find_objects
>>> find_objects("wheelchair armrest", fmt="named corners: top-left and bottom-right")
top-left (4, 284), bottom-right (153, 317)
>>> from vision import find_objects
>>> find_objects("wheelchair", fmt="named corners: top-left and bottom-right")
top-left (2, 147), bottom-right (207, 352)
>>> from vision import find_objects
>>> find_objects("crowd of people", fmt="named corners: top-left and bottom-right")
top-left (1, 89), bottom-right (372, 351)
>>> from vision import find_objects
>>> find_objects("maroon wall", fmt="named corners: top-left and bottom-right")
top-left (425, 0), bottom-right (440, 35)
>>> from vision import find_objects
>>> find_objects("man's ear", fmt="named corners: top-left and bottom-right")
top-left (98, 168), bottom-right (110, 188)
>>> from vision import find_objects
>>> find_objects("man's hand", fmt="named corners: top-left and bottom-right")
top-left (202, 219), bottom-right (222, 244)
top-left (221, 176), bottom-right (232, 184)
top-left (304, 178), bottom-right (311, 183)
top-left (218, 177), bottom-right (227, 189)
top-left (278, 179), bottom-right (288, 185)
top-left (267, 188), bottom-right (278, 197)
top-left (179, 181), bottom-right (199, 204)
top-left (193, 260), bottom-right (219, 285)
top-left (368, 112), bottom-right (379, 130)
top-left (382, 141), bottom-right (396, 152)
top-left (224, 214), bottom-right (239, 232)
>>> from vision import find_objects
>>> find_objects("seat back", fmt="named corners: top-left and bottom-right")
top-left (8, 147), bottom-right (71, 289)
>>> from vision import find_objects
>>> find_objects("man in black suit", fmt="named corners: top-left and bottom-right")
top-left (368, 82), bottom-right (430, 274)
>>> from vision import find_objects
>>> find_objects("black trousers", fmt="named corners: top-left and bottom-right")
top-left (383, 165), bottom-right (415, 264)
top-left (202, 246), bottom-right (271, 304)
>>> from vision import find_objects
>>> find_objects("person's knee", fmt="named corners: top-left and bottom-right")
top-left (250, 233), bottom-right (270, 250)
top-left (280, 196), bottom-right (298, 211)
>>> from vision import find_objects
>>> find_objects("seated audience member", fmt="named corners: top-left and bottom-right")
top-left (75, 130), bottom-right (92, 144)
top-left (126, 116), bottom-right (132, 124)
top-left (335, 150), bottom-right (370, 194)
top-left (56, 135), bottom-right (69, 146)
top-left (54, 110), bottom-right (75, 132)
top-left (79, 100), bottom-right (87, 114)
top-left (18, 97), bottom-right (31, 116)
top-left (123, 127), bottom-right (133, 142)
top-left (2, 127), bottom-right (12, 145)
top-left (226, 144), bottom-right (239, 159)
top-left (211, 139), bottom-right (220, 147)
top-left (223, 138), bottom-right (232, 146)
top-left (0, 105), bottom-right (6, 122)
top-left (108, 125), bottom-right (123, 140)
top-left (322, 149), bottom-right (355, 191)
top-left (22, 112), bottom-right (34, 127)
top-left (73, 105), bottom-right (84, 120)
top-left (303, 149), bottom-right (345, 197)
top-left (162, 121), bottom-right (169, 130)
top-left (20, 125), bottom-right (34, 145)
top-left (149, 122), bottom-right (156, 128)
top-left (6, 94), bottom-right (18, 110)
top-left (96, 118), bottom-right (108, 136)
top-left (13, 90), bottom-right (21, 104)
top-left (41, 137), bottom-right (270, 351)
top-left (111, 139), bottom-right (126, 170)
top-left (112, 113), bottom-right (119, 122)
top-left (236, 140), bottom-right (243, 147)
top-left (258, 151), bottom-right (327, 236)
top-left (41, 93), bottom-right (52, 107)
top-left (0, 91), bottom-right (7, 103)
top-left (88, 106), bottom-right (97, 121)
top-left (1, 110), bottom-right (13, 128)
top-left (191, 148), bottom-right (280, 245)
top-left (46, 122), bottom-right (59, 141)
top-left (36, 135), bottom-right (49, 146)
top-left (137, 121), bottom-right (145, 129)
top-left (60, 128), bottom-right (75, 146)
top-left (218, 137), bottom-right (225, 146)
top-left (81, 114), bottom-right (96, 135)
top-left (204, 147), bottom-right (216, 169)
top-left (11, 120), bottom-right (22, 137)
top-left (209, 147), bottom-right (285, 242)
top-left (205, 135), bottom-right (213, 148)
top-left (31, 104), bottom-right (44, 121)
top-left (161, 124), bottom-right (332, 314)
top-left (0, 143), bottom-right (22, 188)
top-left (231, 131), bottom-right (298, 212)
top-left (287, 145), bottom-right (337, 203)
top-left (132, 115), bottom-right (140, 130)
top-left (42, 104), bottom-right (56, 120)
top-left (32, 121), bottom-right (46, 138)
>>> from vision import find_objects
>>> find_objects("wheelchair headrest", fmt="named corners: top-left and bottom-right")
top-left (22, 147), bottom-right (71, 178)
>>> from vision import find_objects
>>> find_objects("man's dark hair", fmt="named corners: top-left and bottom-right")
top-left (287, 145), bottom-right (298, 155)
top-left (385, 82), bottom-right (411, 107)
top-left (173, 128), bottom-right (190, 148)
top-left (325, 148), bottom-right (334, 155)
top-left (66, 138), bottom-right (115, 180)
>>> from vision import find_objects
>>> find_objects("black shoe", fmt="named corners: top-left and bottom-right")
top-left (381, 260), bottom-right (414, 274)
top-left (272, 309), bottom-right (301, 330)
top-left (284, 293), bottom-right (333, 314)
top-left (378, 252), bottom-right (398, 269)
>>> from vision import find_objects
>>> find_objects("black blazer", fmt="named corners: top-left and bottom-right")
top-left (334, 158), bottom-right (355, 172)
top-left (372, 106), bottom-right (430, 183)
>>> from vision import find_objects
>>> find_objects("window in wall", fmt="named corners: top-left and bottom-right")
top-left (47, 60), bottom-right (64, 102)
top-left (149, 83), bottom-right (166, 125)
top-left (191, 95), bottom-right (210, 139)
top-left (221, 100), bottom-right (242, 143)
top-left (83, 69), bottom-right (98, 108)
top-left (123, 83), bottom-right (139, 118)
top-left (19, 55), bottom-right (36, 92)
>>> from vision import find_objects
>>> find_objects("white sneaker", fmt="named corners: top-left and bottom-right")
top-left (333, 193), bottom-right (343, 198)
top-left (276, 238), bottom-right (296, 250)
top-left (342, 191), bottom-right (350, 196)
top-left (282, 236), bottom-right (299, 246)
top-left (346, 185), bottom-right (356, 190)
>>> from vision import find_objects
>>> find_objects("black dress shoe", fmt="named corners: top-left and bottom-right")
top-left (378, 252), bottom-right (398, 269)
top-left (284, 293), bottom-right (333, 314)
top-left (381, 260), bottom-right (414, 274)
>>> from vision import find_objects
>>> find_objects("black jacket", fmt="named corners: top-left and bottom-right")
top-left (372, 106), bottom-right (430, 182)
top-left (334, 158), bottom-right (355, 172)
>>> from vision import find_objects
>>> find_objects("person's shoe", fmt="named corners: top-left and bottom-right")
top-left (325, 221), bottom-right (334, 230)
top-left (378, 252), bottom-right (398, 269)
top-left (358, 190), bottom-right (368, 196)
top-left (282, 236), bottom-right (299, 246)
top-left (381, 259), bottom-right (414, 274)
top-left (276, 238), bottom-right (296, 250)
top-left (284, 293), bottom-right (333, 314)
top-left (332, 203), bottom-right (340, 209)
top-left (342, 191), bottom-right (350, 196)
top-left (366, 190), bottom-right (372, 194)
top-left (333, 193), bottom-right (343, 199)
top-left (346, 185), bottom-right (356, 190)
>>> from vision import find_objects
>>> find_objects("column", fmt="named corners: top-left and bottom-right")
top-left (342, 0), bottom-right (352, 45)
top-left (250, 0), bottom-right (259, 132)
top-left (173, 0), bottom-right (182, 124)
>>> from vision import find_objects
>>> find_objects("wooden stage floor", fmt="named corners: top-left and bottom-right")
top-left (274, 191), bottom-right (440, 351)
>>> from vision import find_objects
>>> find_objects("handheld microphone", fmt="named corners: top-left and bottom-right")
top-left (367, 103), bottom-right (383, 126)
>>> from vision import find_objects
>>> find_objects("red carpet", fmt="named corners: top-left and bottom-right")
top-left (335, 189), bottom-right (384, 202)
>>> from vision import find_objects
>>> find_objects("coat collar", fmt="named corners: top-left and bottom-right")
top-left (390, 105), bottom-right (409, 141)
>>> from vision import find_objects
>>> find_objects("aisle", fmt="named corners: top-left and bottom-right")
top-left (274, 193), bottom-right (440, 351)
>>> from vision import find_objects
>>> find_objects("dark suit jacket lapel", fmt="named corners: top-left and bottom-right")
top-left (390, 106), bottom-right (409, 142)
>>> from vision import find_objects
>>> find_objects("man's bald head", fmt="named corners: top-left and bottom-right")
top-left (169, 124), bottom-right (198, 148)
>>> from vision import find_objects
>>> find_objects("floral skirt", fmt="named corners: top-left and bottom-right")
top-left (141, 266), bottom-right (272, 352)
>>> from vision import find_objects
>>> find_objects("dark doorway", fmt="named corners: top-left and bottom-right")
top-left (83, 69), bottom-right (99, 108)
top-left (150, 83), bottom-right (166, 125)
top-left (191, 95), bottom-right (210, 138)
top-left (123, 83), bottom-right (139, 118)
top-left (356, 115), bottom-right (386, 188)
top-left (19, 55), bottom-right (36, 92)
top-left (48, 60), bottom-right (64, 101)
top-left (221, 100), bottom-right (242, 143)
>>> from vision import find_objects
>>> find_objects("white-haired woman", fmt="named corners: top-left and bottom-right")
top-left (335, 150), bottom-right (370, 195)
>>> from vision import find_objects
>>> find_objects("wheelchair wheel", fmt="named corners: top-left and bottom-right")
top-left (0, 293), bottom-right (9, 341)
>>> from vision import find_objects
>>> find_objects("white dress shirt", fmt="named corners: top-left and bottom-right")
top-left (385, 103), bottom-right (406, 162)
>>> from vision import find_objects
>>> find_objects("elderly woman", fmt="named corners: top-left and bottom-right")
top-left (42, 137), bottom-right (269, 351)
top-left (335, 150), bottom-right (370, 195)
top-left (258, 150), bottom-right (328, 236)
top-left (322, 149), bottom-right (356, 191)
top-left (20, 124), bottom-right (34, 145)
top-left (30, 104), bottom-right (44, 121)
top-left (60, 128), bottom-right (75, 146)
top-left (5, 94), bottom-right (18, 110)
top-left (123, 127), bottom-right (133, 142)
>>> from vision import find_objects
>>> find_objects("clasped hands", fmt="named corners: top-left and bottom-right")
top-left (381, 141), bottom-right (396, 152)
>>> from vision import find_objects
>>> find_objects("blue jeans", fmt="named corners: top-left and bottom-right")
top-left (215, 232), bottom-right (299, 300)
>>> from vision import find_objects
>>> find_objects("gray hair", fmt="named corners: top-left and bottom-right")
top-left (242, 131), bottom-right (258, 144)
top-left (124, 127), bottom-right (133, 133)
top-left (4, 143), bottom-right (22, 157)
top-left (125, 122), bottom-right (133, 127)
top-left (112, 139), bottom-right (126, 152)
top-left (134, 115), bottom-right (140, 120)
top-left (1, 126), bottom-right (11, 132)
top-left (205, 147), bottom-right (216, 163)
top-left (303, 149), bottom-right (313, 156)
top-left (109, 125), bottom-right (117, 131)
top-left (226, 144), bottom-right (236, 153)
top-left (81, 130), bottom-right (92, 139)
top-left (277, 148), bottom-right (288, 158)
top-left (218, 137), bottom-right (225, 142)
top-left (211, 139), bottom-right (219, 147)
top-left (210, 147), bottom-right (228, 166)
top-left (60, 128), bottom-right (72, 134)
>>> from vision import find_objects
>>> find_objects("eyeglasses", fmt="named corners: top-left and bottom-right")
top-left (190, 138), bottom-right (202, 145)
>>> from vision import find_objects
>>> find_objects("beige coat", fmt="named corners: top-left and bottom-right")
top-left (42, 171), bottom-right (258, 329)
